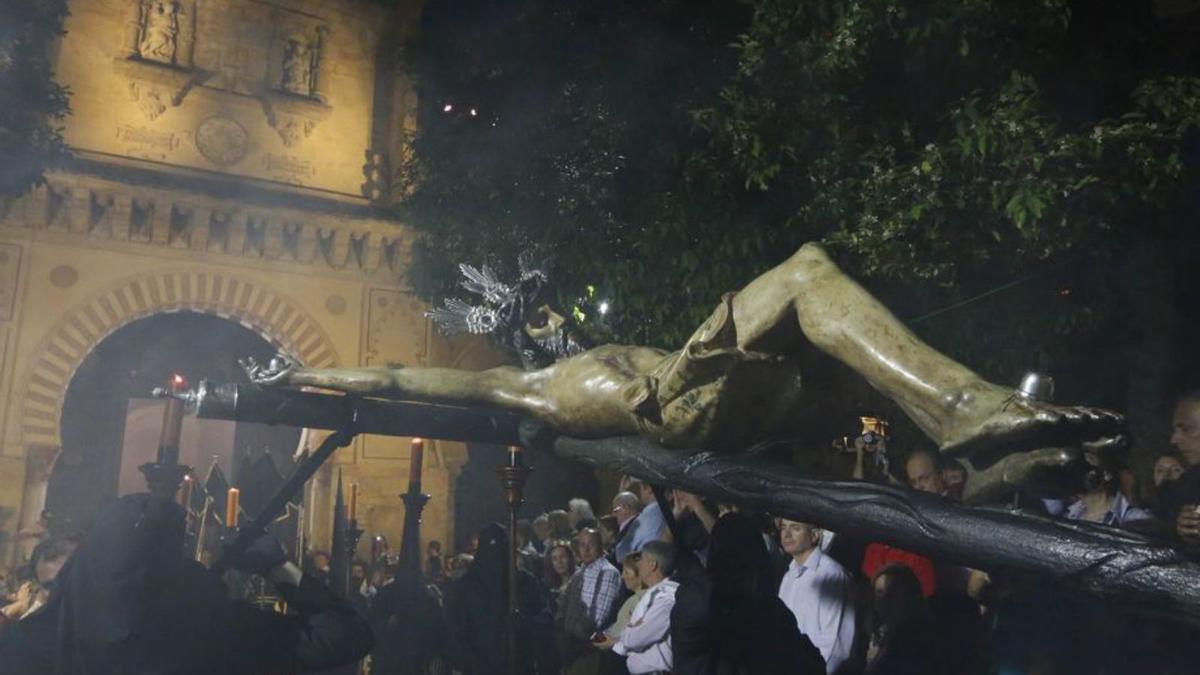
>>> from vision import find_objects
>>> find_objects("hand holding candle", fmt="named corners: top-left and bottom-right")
top-left (225, 487), bottom-right (240, 528)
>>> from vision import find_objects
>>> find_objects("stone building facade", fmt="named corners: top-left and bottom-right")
top-left (0, 0), bottom-right (500, 566)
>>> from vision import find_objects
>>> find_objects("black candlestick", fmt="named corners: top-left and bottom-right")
top-left (496, 461), bottom-right (532, 675)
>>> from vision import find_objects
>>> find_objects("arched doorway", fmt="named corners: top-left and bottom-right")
top-left (46, 311), bottom-right (302, 531)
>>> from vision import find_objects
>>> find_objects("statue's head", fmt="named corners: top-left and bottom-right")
top-left (426, 254), bottom-right (591, 368)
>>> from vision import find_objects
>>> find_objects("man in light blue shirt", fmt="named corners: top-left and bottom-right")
top-left (625, 480), bottom-right (666, 554)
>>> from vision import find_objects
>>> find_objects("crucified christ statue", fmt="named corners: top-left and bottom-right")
top-left (243, 243), bottom-right (1123, 500)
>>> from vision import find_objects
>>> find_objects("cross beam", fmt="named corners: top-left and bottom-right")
top-left (179, 382), bottom-right (1200, 626)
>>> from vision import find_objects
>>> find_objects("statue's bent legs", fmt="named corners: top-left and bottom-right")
top-left (730, 243), bottom-right (1122, 460)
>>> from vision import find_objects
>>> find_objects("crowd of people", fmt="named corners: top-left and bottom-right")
top-left (348, 391), bottom-right (1200, 674)
top-left (3, 391), bottom-right (1200, 674)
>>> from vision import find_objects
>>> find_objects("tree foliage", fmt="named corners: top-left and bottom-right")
top-left (401, 0), bottom-right (1200, 417)
top-left (0, 0), bottom-right (71, 195)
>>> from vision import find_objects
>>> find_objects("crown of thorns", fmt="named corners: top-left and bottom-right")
top-left (425, 254), bottom-right (551, 336)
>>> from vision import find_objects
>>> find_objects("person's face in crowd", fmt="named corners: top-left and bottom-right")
top-left (1171, 400), bottom-right (1200, 466)
top-left (635, 484), bottom-right (654, 506)
top-left (35, 550), bottom-right (71, 588)
top-left (635, 553), bottom-right (660, 583)
top-left (468, 533), bottom-right (480, 554)
top-left (873, 573), bottom-right (890, 601)
top-left (621, 562), bottom-right (641, 592)
top-left (550, 546), bottom-right (573, 576)
top-left (599, 521), bottom-right (616, 546)
top-left (351, 563), bottom-right (366, 582)
top-left (532, 518), bottom-right (551, 541)
top-left (906, 453), bottom-right (946, 495)
top-left (778, 519), bottom-right (821, 559)
top-left (1154, 455), bottom-right (1185, 487)
top-left (575, 532), bottom-right (601, 565)
top-left (612, 498), bottom-right (635, 525)
top-left (313, 553), bottom-right (330, 571)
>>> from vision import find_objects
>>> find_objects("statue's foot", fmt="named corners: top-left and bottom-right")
top-left (962, 435), bottom-right (1129, 504)
top-left (940, 384), bottom-right (1124, 461)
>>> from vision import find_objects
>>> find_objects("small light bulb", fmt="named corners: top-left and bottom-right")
top-left (443, 103), bottom-right (453, 112)
top-left (599, 301), bottom-right (610, 315)
top-left (470, 108), bottom-right (477, 116)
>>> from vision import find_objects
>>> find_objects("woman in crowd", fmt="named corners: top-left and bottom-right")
top-left (543, 540), bottom-right (576, 602)
top-left (1146, 451), bottom-right (1187, 519)
top-left (866, 563), bottom-right (942, 675)
top-left (532, 513), bottom-right (553, 552)
top-left (548, 509), bottom-right (574, 541)
top-left (568, 498), bottom-right (597, 531)
top-left (597, 514), bottom-right (619, 552)
top-left (604, 552), bottom-right (645, 640)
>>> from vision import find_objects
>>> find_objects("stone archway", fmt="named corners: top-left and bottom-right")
top-left (16, 268), bottom-right (340, 451)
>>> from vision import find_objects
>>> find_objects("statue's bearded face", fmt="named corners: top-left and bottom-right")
top-left (524, 304), bottom-right (564, 340)
top-left (522, 305), bottom-right (586, 362)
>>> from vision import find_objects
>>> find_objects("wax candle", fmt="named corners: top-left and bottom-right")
top-left (409, 438), bottom-right (424, 485)
top-left (178, 474), bottom-right (193, 508)
top-left (226, 488), bottom-right (239, 528)
top-left (348, 483), bottom-right (358, 522)
top-left (508, 445), bottom-right (523, 467)
top-left (157, 374), bottom-right (189, 466)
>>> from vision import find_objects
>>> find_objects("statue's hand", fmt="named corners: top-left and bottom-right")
top-left (240, 353), bottom-right (298, 387)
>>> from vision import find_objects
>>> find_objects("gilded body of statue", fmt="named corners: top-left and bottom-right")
top-left (244, 243), bottom-right (1123, 500)
top-left (139, 0), bottom-right (179, 65)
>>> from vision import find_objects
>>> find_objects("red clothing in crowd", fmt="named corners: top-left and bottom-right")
top-left (861, 543), bottom-right (937, 597)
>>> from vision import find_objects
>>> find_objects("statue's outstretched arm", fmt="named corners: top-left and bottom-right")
top-left (241, 354), bottom-right (534, 409)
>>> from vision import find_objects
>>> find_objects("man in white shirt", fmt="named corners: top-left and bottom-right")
top-left (598, 540), bottom-right (678, 674)
top-left (778, 519), bottom-right (856, 674)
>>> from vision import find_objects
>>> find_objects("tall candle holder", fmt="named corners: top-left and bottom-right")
top-left (398, 438), bottom-right (430, 577)
top-left (496, 446), bottom-right (531, 675)
top-left (142, 373), bottom-right (193, 500)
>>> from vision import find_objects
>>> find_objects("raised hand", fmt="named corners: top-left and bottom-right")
top-left (239, 353), bottom-right (298, 387)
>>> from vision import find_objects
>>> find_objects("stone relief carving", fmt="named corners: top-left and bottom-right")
top-left (194, 116), bottom-right (250, 166)
top-left (277, 27), bottom-right (327, 99)
top-left (252, 23), bottom-right (332, 148)
top-left (138, 0), bottom-right (180, 65)
top-left (280, 37), bottom-right (314, 96)
top-left (0, 176), bottom-right (404, 275)
top-left (128, 82), bottom-right (168, 121)
top-left (361, 151), bottom-right (389, 202)
top-left (121, 1), bottom-right (204, 121)
top-left (128, 0), bottom-right (195, 68)
top-left (260, 94), bottom-right (331, 148)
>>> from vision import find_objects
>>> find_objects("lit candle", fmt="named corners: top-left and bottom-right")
top-left (408, 438), bottom-right (424, 486)
top-left (178, 474), bottom-right (193, 508)
top-left (157, 373), bottom-right (189, 466)
top-left (225, 488), bottom-right (239, 528)
top-left (348, 483), bottom-right (358, 522)
top-left (508, 445), bottom-right (523, 467)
